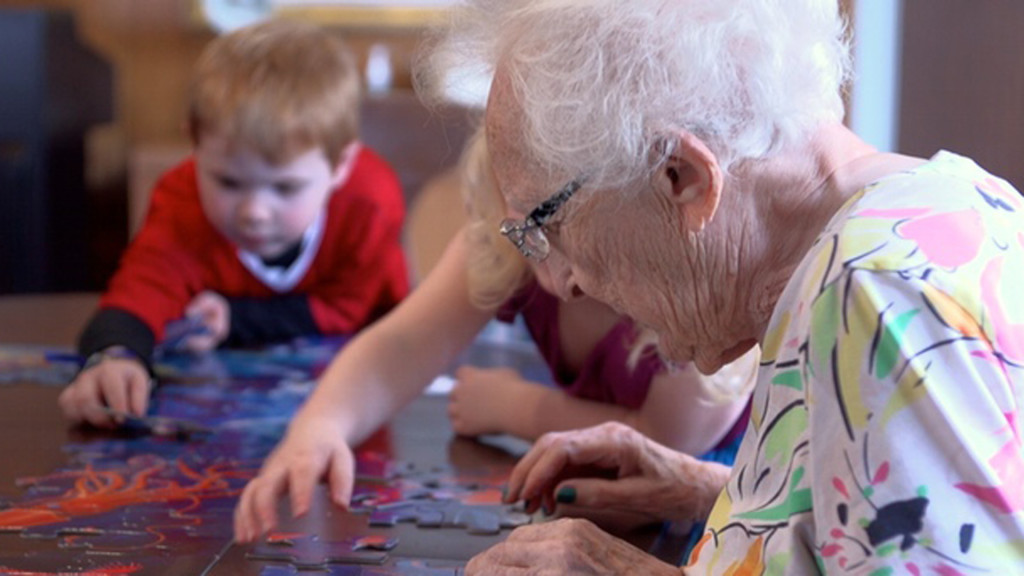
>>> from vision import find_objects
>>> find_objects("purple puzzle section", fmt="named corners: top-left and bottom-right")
top-left (0, 337), bottom-right (526, 575)
top-left (259, 558), bottom-right (465, 575)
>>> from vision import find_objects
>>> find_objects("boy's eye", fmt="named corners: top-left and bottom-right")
top-left (215, 175), bottom-right (242, 190)
top-left (274, 182), bottom-right (303, 196)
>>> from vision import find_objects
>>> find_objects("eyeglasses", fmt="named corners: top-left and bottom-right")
top-left (499, 179), bottom-right (583, 261)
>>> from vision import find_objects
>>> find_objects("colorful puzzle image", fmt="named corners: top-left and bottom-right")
top-left (0, 338), bottom-right (527, 574)
top-left (258, 559), bottom-right (465, 576)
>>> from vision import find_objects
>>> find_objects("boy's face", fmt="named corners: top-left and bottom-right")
top-left (195, 131), bottom-right (341, 259)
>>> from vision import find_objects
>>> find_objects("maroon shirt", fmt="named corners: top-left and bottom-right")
top-left (497, 280), bottom-right (750, 452)
top-left (497, 280), bottom-right (657, 410)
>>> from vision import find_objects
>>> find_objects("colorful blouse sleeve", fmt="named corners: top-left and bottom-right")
top-left (803, 267), bottom-right (1024, 573)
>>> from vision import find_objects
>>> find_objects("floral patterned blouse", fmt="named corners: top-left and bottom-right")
top-left (687, 152), bottom-right (1024, 574)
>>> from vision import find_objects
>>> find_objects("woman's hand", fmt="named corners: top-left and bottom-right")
top-left (233, 412), bottom-right (354, 543)
top-left (466, 518), bottom-right (681, 575)
top-left (182, 291), bottom-right (230, 352)
top-left (448, 366), bottom-right (535, 436)
top-left (505, 422), bottom-right (730, 526)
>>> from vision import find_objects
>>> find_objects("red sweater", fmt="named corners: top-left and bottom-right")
top-left (93, 146), bottom-right (408, 352)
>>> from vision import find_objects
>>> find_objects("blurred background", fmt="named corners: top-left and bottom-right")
top-left (0, 0), bottom-right (1021, 295)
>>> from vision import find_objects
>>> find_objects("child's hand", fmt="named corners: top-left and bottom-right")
top-left (234, 412), bottom-right (355, 543)
top-left (58, 352), bottom-right (151, 428)
top-left (448, 366), bottom-right (532, 437)
top-left (182, 291), bottom-right (230, 352)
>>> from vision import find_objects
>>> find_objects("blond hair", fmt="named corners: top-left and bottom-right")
top-left (458, 127), bottom-right (531, 310)
top-left (188, 18), bottom-right (360, 167)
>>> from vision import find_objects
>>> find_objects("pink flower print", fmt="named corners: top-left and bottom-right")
top-left (954, 412), bottom-right (1024, 514)
top-left (898, 209), bottom-right (984, 269)
top-left (981, 256), bottom-right (1024, 364)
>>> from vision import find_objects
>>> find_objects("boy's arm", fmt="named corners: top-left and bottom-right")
top-left (223, 295), bottom-right (318, 346)
top-left (97, 161), bottom-right (208, 346)
top-left (78, 308), bottom-right (157, 369)
top-left (62, 307), bottom-right (155, 425)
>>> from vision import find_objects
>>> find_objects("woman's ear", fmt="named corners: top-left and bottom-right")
top-left (657, 131), bottom-right (722, 232)
top-left (331, 141), bottom-right (361, 189)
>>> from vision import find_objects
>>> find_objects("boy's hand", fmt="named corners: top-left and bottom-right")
top-left (58, 351), bottom-right (151, 428)
top-left (182, 291), bottom-right (230, 352)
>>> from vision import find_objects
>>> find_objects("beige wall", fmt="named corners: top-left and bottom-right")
top-left (2, 0), bottom-right (424, 145)
top-left (1, 0), bottom-right (434, 236)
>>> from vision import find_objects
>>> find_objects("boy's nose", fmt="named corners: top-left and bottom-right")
top-left (238, 194), bottom-right (272, 224)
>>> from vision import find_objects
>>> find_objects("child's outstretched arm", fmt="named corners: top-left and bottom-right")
top-left (234, 229), bottom-right (493, 542)
top-left (447, 349), bottom-right (756, 456)
top-left (625, 354), bottom-right (755, 456)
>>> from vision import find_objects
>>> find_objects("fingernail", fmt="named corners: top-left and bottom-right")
top-left (556, 486), bottom-right (576, 504)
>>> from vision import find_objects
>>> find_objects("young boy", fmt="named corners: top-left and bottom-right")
top-left (59, 19), bottom-right (409, 428)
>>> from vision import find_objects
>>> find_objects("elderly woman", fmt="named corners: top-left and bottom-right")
top-left (418, 0), bottom-right (1024, 573)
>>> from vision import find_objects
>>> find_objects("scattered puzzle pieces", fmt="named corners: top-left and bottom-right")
top-left (258, 558), bottom-right (464, 575)
top-left (246, 533), bottom-right (389, 569)
top-left (369, 501), bottom-right (529, 535)
top-left (0, 337), bottom-right (534, 574)
top-left (353, 535), bottom-right (399, 551)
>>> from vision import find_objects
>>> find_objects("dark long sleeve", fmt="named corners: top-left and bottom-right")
top-left (225, 294), bottom-right (318, 347)
top-left (77, 307), bottom-right (156, 369)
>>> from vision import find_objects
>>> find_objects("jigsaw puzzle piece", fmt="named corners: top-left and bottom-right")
top-left (352, 535), bottom-right (399, 551)
top-left (369, 501), bottom-right (529, 535)
top-left (387, 559), bottom-right (465, 575)
top-left (246, 533), bottom-right (389, 569)
top-left (0, 549), bottom-right (148, 574)
top-left (258, 560), bottom-right (465, 576)
top-left (19, 514), bottom-right (108, 539)
top-left (58, 528), bottom-right (156, 552)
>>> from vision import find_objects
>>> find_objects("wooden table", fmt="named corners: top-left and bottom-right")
top-left (0, 294), bottom-right (674, 574)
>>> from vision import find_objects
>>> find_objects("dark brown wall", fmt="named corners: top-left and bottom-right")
top-left (899, 0), bottom-right (1024, 188)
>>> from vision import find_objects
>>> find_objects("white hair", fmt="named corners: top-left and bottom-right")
top-left (418, 0), bottom-right (851, 191)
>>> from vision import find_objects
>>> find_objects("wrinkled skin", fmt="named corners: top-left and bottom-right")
top-left (505, 422), bottom-right (729, 526)
top-left (466, 518), bottom-right (681, 575)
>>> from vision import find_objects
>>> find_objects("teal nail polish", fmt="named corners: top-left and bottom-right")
top-left (556, 486), bottom-right (576, 504)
